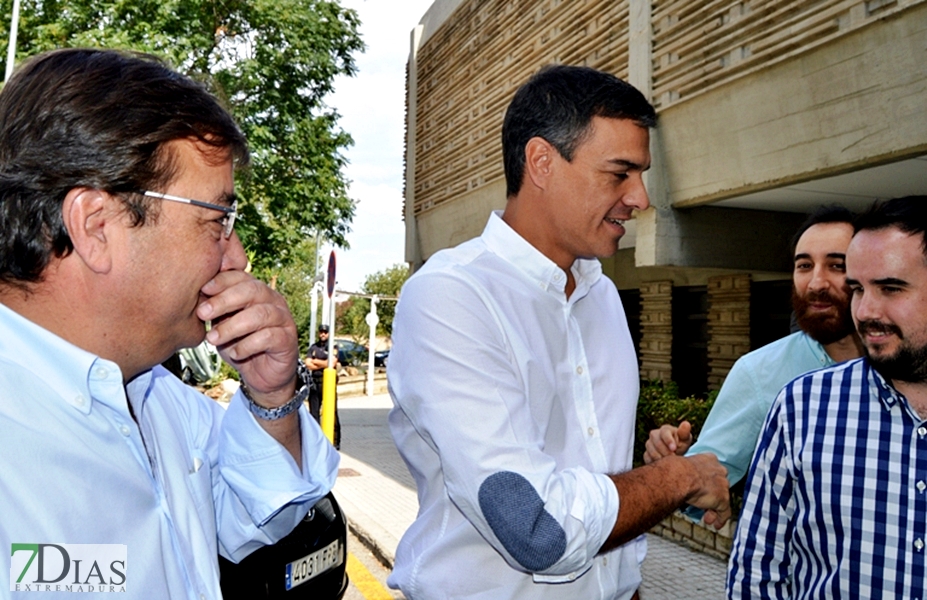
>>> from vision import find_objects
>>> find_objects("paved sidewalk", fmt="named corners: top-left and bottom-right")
top-left (333, 392), bottom-right (728, 599)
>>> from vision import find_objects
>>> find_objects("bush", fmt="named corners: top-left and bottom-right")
top-left (634, 380), bottom-right (718, 468)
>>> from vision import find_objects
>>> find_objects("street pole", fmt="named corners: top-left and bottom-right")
top-left (5, 0), bottom-right (21, 83)
top-left (309, 280), bottom-right (321, 356)
top-left (320, 251), bottom-right (337, 444)
top-left (365, 296), bottom-right (379, 396)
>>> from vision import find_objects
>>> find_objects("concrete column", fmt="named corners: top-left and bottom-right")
top-left (639, 280), bottom-right (673, 382)
top-left (627, 0), bottom-right (653, 99)
top-left (706, 274), bottom-right (751, 390)
top-left (404, 24), bottom-right (425, 271)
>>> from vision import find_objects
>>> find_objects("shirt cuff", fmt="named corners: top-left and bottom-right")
top-left (532, 471), bottom-right (618, 583)
top-left (219, 391), bottom-right (340, 526)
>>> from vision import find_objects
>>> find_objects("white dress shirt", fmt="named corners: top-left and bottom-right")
top-left (388, 212), bottom-right (642, 599)
top-left (0, 302), bottom-right (339, 600)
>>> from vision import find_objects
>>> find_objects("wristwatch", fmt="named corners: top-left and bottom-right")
top-left (241, 361), bottom-right (313, 421)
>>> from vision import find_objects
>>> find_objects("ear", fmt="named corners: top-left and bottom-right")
top-left (523, 136), bottom-right (555, 191)
top-left (61, 188), bottom-right (117, 274)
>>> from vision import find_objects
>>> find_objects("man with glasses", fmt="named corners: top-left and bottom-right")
top-left (0, 49), bottom-right (338, 597)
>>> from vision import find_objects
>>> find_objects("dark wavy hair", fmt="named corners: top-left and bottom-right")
top-left (502, 64), bottom-right (656, 198)
top-left (789, 204), bottom-right (856, 255)
top-left (855, 196), bottom-right (927, 257)
top-left (0, 48), bottom-right (249, 287)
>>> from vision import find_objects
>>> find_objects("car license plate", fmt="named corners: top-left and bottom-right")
top-left (284, 539), bottom-right (343, 591)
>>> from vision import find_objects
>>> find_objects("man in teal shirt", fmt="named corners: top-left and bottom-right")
top-left (645, 205), bottom-right (862, 487)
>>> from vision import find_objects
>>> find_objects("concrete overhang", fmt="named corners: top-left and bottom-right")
top-left (707, 155), bottom-right (927, 213)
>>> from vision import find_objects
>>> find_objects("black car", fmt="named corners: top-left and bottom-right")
top-left (219, 492), bottom-right (348, 599)
top-left (333, 338), bottom-right (368, 367)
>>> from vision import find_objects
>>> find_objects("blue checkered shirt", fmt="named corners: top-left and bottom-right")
top-left (728, 357), bottom-right (927, 599)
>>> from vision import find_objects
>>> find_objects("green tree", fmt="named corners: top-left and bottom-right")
top-left (0, 0), bottom-right (364, 271)
top-left (339, 263), bottom-right (408, 344)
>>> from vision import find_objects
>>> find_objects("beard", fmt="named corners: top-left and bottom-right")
top-left (792, 286), bottom-right (855, 345)
top-left (857, 320), bottom-right (927, 383)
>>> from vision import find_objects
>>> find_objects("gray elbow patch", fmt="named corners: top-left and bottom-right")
top-left (478, 471), bottom-right (566, 571)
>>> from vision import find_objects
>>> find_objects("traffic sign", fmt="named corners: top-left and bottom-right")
top-left (326, 251), bottom-right (336, 298)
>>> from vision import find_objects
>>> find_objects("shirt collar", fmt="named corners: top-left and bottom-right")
top-left (864, 358), bottom-right (907, 412)
top-left (802, 333), bottom-right (835, 367)
top-left (481, 211), bottom-right (602, 300)
top-left (0, 301), bottom-right (127, 415)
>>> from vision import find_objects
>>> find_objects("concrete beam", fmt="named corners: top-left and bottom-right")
top-left (636, 205), bottom-right (805, 272)
top-left (659, 2), bottom-right (927, 206)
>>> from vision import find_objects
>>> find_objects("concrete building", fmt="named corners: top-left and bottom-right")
top-left (403, 0), bottom-right (927, 396)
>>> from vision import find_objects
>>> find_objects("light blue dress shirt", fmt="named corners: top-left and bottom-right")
top-left (0, 302), bottom-right (339, 599)
top-left (687, 331), bottom-right (833, 485)
top-left (388, 212), bottom-right (641, 599)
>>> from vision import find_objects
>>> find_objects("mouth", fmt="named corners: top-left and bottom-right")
top-left (807, 302), bottom-right (835, 312)
top-left (605, 217), bottom-right (627, 231)
top-left (857, 320), bottom-right (903, 346)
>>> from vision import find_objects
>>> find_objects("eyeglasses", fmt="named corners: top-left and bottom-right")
top-left (142, 190), bottom-right (238, 239)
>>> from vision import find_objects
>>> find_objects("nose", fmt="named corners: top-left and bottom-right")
top-left (807, 265), bottom-right (830, 292)
top-left (221, 231), bottom-right (248, 272)
top-left (852, 288), bottom-right (879, 324)
top-left (624, 174), bottom-right (650, 213)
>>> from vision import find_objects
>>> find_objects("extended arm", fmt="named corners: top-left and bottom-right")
top-left (645, 356), bottom-right (770, 487)
top-left (601, 453), bottom-right (730, 551)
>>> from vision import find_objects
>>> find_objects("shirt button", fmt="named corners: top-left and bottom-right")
top-left (915, 538), bottom-right (924, 551)
top-left (918, 481), bottom-right (926, 493)
top-left (92, 366), bottom-right (109, 379)
top-left (588, 427), bottom-right (595, 437)
top-left (74, 394), bottom-right (86, 407)
top-left (119, 425), bottom-right (131, 437)
top-left (919, 426), bottom-right (927, 437)
top-left (576, 366), bottom-right (583, 375)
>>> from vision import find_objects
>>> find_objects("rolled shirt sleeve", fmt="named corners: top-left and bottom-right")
top-left (218, 391), bottom-right (340, 561)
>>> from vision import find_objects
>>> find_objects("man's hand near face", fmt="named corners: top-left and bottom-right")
top-left (196, 269), bottom-right (303, 464)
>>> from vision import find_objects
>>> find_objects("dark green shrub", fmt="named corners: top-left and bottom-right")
top-left (634, 380), bottom-right (718, 468)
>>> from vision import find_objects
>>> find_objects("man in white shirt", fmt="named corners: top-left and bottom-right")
top-left (387, 65), bottom-right (730, 599)
top-left (0, 49), bottom-right (338, 598)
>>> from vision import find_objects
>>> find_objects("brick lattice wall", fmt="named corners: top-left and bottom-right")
top-left (651, 511), bottom-right (735, 560)
top-left (639, 280), bottom-right (673, 382)
top-left (706, 274), bottom-right (751, 391)
top-left (412, 0), bottom-right (630, 217)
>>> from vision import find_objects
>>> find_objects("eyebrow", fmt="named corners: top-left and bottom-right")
top-left (845, 277), bottom-right (909, 287)
top-left (874, 277), bottom-right (909, 286)
top-left (793, 252), bottom-right (846, 262)
top-left (606, 158), bottom-right (650, 172)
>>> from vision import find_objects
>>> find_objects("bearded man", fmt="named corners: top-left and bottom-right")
top-left (728, 196), bottom-right (927, 598)
top-left (645, 205), bottom-right (862, 491)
